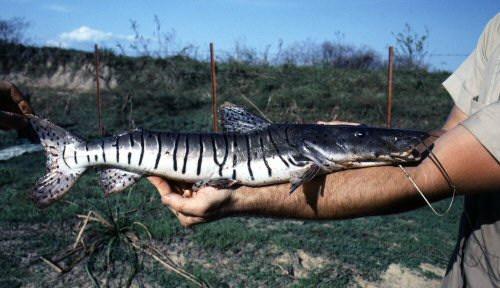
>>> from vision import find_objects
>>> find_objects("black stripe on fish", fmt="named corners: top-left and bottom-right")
top-left (260, 137), bottom-right (272, 176)
top-left (128, 152), bottom-right (132, 165)
top-left (221, 134), bottom-right (229, 176)
top-left (197, 134), bottom-right (203, 175)
top-left (94, 154), bottom-right (98, 162)
top-left (232, 135), bottom-right (237, 180)
top-left (173, 133), bottom-right (180, 171)
top-left (232, 152), bottom-right (238, 167)
top-left (154, 132), bottom-right (162, 169)
top-left (74, 150), bottom-right (78, 164)
top-left (101, 140), bottom-right (106, 163)
top-left (182, 134), bottom-right (189, 174)
top-left (115, 136), bottom-right (119, 163)
top-left (62, 145), bottom-right (70, 168)
top-left (129, 133), bottom-right (134, 147)
top-left (138, 130), bottom-right (144, 166)
top-left (268, 127), bottom-right (289, 167)
top-left (86, 143), bottom-right (90, 163)
top-left (211, 135), bottom-right (218, 169)
top-left (212, 134), bottom-right (228, 177)
top-left (245, 135), bottom-right (254, 180)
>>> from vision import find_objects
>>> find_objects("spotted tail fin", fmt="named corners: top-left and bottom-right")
top-left (27, 115), bottom-right (87, 208)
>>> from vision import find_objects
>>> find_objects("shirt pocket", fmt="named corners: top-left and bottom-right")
top-left (470, 97), bottom-right (487, 114)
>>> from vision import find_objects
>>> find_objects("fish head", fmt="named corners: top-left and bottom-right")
top-left (302, 125), bottom-right (432, 169)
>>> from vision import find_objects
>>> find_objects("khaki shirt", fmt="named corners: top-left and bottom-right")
top-left (441, 13), bottom-right (500, 288)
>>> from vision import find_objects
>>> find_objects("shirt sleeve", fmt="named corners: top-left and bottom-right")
top-left (460, 101), bottom-right (500, 162)
top-left (442, 13), bottom-right (500, 114)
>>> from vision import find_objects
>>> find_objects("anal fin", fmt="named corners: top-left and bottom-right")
top-left (33, 167), bottom-right (85, 208)
top-left (98, 168), bottom-right (143, 195)
top-left (192, 178), bottom-right (238, 192)
top-left (289, 162), bottom-right (320, 194)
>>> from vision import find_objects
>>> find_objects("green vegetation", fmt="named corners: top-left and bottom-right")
top-left (0, 42), bottom-right (459, 286)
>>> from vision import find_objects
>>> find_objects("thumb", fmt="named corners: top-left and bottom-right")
top-left (148, 176), bottom-right (174, 197)
top-left (161, 193), bottom-right (192, 214)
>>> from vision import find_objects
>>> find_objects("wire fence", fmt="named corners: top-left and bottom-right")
top-left (0, 42), bottom-right (464, 99)
top-left (0, 42), bottom-right (456, 136)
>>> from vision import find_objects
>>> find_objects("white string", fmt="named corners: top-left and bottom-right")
top-left (398, 165), bottom-right (456, 217)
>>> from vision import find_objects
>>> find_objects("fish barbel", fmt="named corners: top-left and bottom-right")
top-left (28, 105), bottom-right (430, 208)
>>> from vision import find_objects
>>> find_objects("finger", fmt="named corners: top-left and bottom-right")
top-left (160, 194), bottom-right (207, 226)
top-left (147, 176), bottom-right (173, 197)
top-left (18, 100), bottom-right (34, 115)
top-left (317, 121), bottom-right (361, 126)
top-left (167, 205), bottom-right (179, 217)
top-left (159, 192), bottom-right (183, 206)
top-left (183, 189), bottom-right (193, 198)
top-left (0, 111), bottom-right (29, 130)
top-left (160, 193), bottom-right (191, 213)
top-left (176, 213), bottom-right (208, 227)
top-left (161, 192), bottom-right (212, 217)
top-left (0, 81), bottom-right (26, 104)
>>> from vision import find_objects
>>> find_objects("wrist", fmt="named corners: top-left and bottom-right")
top-left (222, 186), bottom-right (249, 216)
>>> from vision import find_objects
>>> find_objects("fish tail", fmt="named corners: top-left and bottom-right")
top-left (27, 115), bottom-right (86, 208)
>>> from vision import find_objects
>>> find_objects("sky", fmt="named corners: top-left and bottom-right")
top-left (1, 0), bottom-right (499, 71)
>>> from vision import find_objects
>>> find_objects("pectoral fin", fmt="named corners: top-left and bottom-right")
top-left (98, 168), bottom-right (143, 195)
top-left (289, 162), bottom-right (320, 194)
top-left (299, 140), bottom-right (341, 172)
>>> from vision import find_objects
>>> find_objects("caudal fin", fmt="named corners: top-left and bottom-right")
top-left (27, 115), bottom-right (86, 208)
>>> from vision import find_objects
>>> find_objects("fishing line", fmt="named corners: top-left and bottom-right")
top-left (398, 138), bottom-right (456, 216)
top-left (399, 165), bottom-right (456, 216)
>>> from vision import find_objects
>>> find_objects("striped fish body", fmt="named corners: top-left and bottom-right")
top-left (29, 105), bottom-right (430, 208)
top-left (76, 126), bottom-right (303, 187)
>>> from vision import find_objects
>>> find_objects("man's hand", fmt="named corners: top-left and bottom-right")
top-left (0, 81), bottom-right (38, 143)
top-left (148, 176), bottom-right (234, 227)
top-left (317, 120), bottom-right (361, 125)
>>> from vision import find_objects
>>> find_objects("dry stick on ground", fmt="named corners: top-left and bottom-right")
top-left (42, 210), bottom-right (208, 287)
top-left (74, 210), bottom-right (92, 249)
top-left (131, 242), bottom-right (210, 288)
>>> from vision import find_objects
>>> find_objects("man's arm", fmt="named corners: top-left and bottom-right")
top-left (151, 123), bottom-right (500, 226)
top-left (442, 106), bottom-right (467, 131)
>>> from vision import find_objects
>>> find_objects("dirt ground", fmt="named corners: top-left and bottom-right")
top-left (354, 263), bottom-right (444, 288)
top-left (1, 214), bottom-right (449, 287)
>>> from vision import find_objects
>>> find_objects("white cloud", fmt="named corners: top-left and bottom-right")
top-left (46, 26), bottom-right (133, 49)
top-left (60, 26), bottom-right (113, 42)
top-left (45, 4), bottom-right (72, 13)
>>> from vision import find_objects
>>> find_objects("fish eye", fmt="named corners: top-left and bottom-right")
top-left (354, 131), bottom-right (366, 138)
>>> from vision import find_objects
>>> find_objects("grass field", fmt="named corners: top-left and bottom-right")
top-left (0, 56), bottom-right (462, 287)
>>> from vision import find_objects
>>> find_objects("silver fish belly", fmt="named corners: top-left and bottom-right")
top-left (28, 105), bottom-right (430, 208)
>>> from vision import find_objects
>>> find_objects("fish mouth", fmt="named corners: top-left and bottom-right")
top-left (390, 148), bottom-right (421, 161)
top-left (390, 135), bottom-right (434, 162)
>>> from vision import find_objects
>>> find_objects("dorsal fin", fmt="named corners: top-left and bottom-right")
top-left (218, 103), bottom-right (272, 133)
